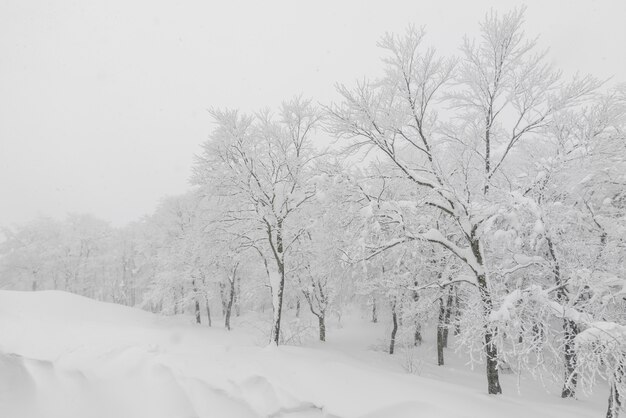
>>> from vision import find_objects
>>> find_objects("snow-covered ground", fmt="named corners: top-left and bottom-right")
top-left (0, 291), bottom-right (606, 417)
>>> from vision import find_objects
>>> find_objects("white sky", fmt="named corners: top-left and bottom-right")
top-left (1, 0), bottom-right (625, 228)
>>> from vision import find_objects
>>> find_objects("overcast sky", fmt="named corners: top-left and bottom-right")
top-left (1, 0), bottom-right (625, 228)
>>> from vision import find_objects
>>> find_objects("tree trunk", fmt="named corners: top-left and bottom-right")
top-left (548, 236), bottom-right (579, 398)
top-left (318, 314), bottom-right (326, 342)
top-left (470, 233), bottom-right (502, 395)
top-left (296, 298), bottom-right (301, 318)
top-left (269, 222), bottom-right (285, 345)
top-left (437, 298), bottom-right (446, 366)
top-left (235, 275), bottom-right (241, 317)
top-left (204, 294), bottom-right (212, 327)
top-left (195, 299), bottom-right (201, 324)
top-left (414, 322), bottom-right (422, 346)
top-left (270, 267), bottom-right (285, 344)
top-left (484, 328), bottom-right (502, 394)
top-left (442, 289), bottom-right (454, 348)
top-left (606, 381), bottom-right (622, 418)
top-left (561, 319), bottom-right (579, 398)
top-left (225, 276), bottom-right (235, 331)
top-left (193, 280), bottom-right (201, 324)
top-left (476, 273), bottom-right (502, 394)
top-left (454, 291), bottom-right (461, 336)
top-left (219, 282), bottom-right (227, 316)
top-left (411, 282), bottom-right (421, 346)
top-left (372, 297), bottom-right (378, 323)
top-left (389, 299), bottom-right (398, 355)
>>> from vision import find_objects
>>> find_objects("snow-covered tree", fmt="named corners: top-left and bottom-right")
top-left (193, 96), bottom-right (323, 344)
top-left (326, 8), bottom-right (601, 394)
top-left (0, 217), bottom-right (62, 291)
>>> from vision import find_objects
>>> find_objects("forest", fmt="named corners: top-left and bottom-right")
top-left (1, 8), bottom-right (625, 418)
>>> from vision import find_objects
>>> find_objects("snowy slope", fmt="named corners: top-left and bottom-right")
top-left (0, 291), bottom-right (604, 418)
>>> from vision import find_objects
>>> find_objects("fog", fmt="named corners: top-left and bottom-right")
top-left (1, 0), bottom-right (624, 227)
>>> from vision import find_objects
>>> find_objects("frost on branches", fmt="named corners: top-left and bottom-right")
top-left (326, 8), bottom-right (624, 398)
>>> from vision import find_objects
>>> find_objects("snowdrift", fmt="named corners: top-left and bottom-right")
top-left (0, 291), bottom-right (601, 417)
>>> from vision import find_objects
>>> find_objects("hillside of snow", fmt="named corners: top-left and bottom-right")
top-left (0, 290), bottom-right (606, 418)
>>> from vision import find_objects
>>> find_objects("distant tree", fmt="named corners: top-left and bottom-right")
top-left (0, 217), bottom-right (61, 291)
